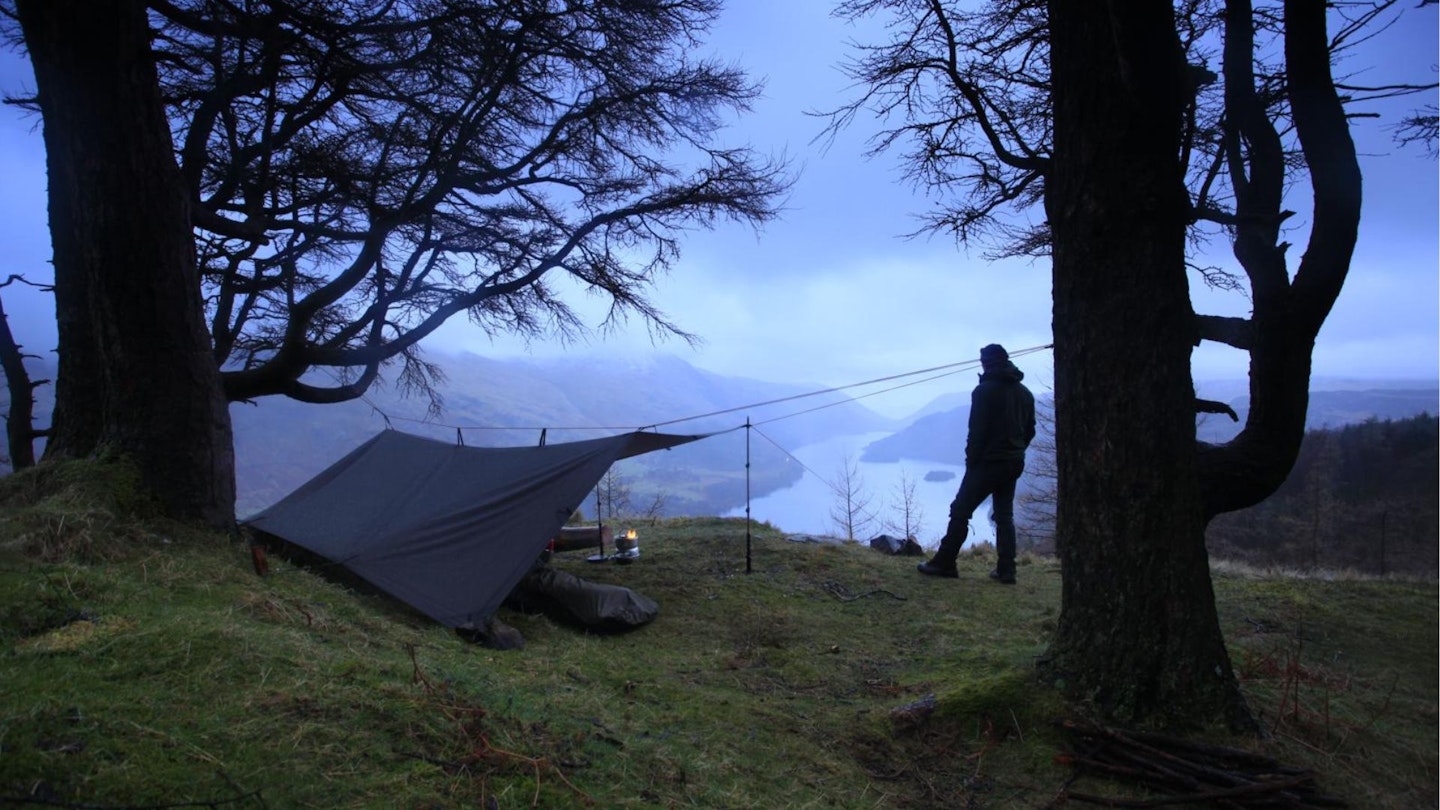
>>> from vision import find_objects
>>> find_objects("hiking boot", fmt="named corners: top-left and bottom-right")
top-left (917, 561), bottom-right (959, 579)
top-left (988, 569), bottom-right (1015, 585)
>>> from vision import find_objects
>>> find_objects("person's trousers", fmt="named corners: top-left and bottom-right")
top-left (930, 458), bottom-right (1025, 576)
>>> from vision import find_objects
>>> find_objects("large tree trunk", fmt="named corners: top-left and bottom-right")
top-left (17, 0), bottom-right (236, 528)
top-left (1043, 1), bottom-right (1251, 729)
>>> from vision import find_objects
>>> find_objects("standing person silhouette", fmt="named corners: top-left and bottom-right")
top-left (917, 344), bottom-right (1036, 583)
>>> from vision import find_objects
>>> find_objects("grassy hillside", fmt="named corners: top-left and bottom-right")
top-left (0, 460), bottom-right (1435, 808)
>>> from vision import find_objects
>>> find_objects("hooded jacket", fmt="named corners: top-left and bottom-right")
top-left (965, 361), bottom-right (1036, 463)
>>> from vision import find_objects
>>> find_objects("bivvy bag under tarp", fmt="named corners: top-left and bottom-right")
top-left (506, 565), bottom-right (660, 632)
top-left (243, 428), bottom-right (702, 628)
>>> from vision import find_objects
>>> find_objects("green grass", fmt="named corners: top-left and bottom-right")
top-left (0, 465), bottom-right (1435, 808)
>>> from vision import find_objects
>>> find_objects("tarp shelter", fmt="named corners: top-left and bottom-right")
top-left (244, 429), bottom-right (703, 628)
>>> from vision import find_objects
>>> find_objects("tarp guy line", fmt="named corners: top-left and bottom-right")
top-left (757, 343), bottom-right (1053, 428)
top-left (750, 425), bottom-right (848, 499)
top-left (646, 343), bottom-right (1053, 431)
top-left (352, 344), bottom-right (1054, 439)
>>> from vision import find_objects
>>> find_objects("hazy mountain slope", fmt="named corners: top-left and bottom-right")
top-left (904, 390), bottom-right (970, 421)
top-left (860, 408), bottom-right (970, 465)
top-left (230, 351), bottom-right (895, 516)
top-left (520, 354), bottom-right (897, 442)
top-left (1197, 387), bottom-right (1440, 443)
top-left (0, 351), bottom-right (894, 517)
top-left (9, 350), bottom-right (1429, 523)
top-left (872, 384), bottom-right (1439, 466)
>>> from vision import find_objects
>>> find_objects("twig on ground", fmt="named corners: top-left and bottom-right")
top-left (1056, 719), bottom-right (1347, 808)
top-left (820, 580), bottom-right (907, 601)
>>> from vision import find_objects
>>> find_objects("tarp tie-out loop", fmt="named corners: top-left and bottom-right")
top-left (456, 428), bottom-right (465, 447)
top-left (539, 428), bottom-right (547, 447)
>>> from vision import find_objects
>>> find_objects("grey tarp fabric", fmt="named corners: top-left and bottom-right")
top-left (244, 429), bottom-right (702, 627)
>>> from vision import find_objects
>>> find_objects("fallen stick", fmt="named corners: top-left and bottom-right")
top-left (1066, 772), bottom-right (1310, 807)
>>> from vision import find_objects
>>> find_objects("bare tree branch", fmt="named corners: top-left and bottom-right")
top-left (141, 0), bottom-right (789, 404)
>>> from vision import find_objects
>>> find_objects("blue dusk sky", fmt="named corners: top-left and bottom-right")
top-left (0, 1), bottom-right (1435, 419)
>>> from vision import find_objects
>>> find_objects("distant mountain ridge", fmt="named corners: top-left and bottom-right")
top-left (230, 351), bottom-right (896, 516)
top-left (861, 407), bottom-right (970, 465)
top-left (3, 353), bottom-right (1433, 519)
top-left (1198, 387), bottom-right (1440, 443)
top-left (864, 383), bottom-right (1439, 466)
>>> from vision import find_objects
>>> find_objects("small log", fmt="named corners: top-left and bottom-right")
top-left (551, 525), bottom-right (613, 552)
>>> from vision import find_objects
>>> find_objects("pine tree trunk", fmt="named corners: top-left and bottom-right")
top-left (1043, 1), bottom-right (1251, 729)
top-left (17, 0), bottom-right (236, 528)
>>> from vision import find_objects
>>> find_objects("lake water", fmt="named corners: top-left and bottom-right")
top-left (723, 432), bottom-right (997, 548)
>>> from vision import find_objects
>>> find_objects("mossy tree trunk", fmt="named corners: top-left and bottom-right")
top-left (1043, 0), bottom-right (1251, 729)
top-left (16, 0), bottom-right (236, 528)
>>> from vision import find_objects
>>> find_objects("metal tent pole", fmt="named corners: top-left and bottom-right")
top-left (595, 487), bottom-right (606, 558)
top-left (745, 417), bottom-right (752, 574)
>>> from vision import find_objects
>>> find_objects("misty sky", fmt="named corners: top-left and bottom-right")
top-left (1, 1), bottom-right (1435, 421)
